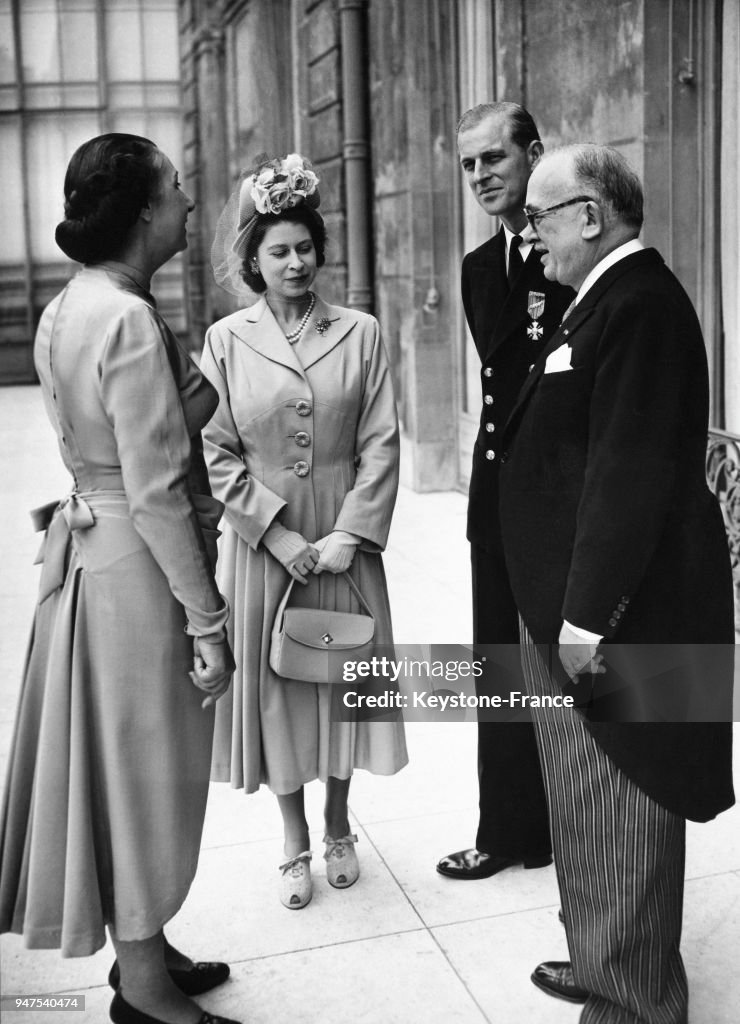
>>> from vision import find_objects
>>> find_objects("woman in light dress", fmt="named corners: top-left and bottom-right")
top-left (202, 154), bottom-right (407, 910)
top-left (0, 134), bottom-right (239, 1024)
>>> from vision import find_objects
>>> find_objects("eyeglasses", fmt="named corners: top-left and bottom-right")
top-left (523, 196), bottom-right (596, 231)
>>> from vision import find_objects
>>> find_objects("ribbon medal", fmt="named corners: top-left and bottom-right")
top-left (526, 291), bottom-right (545, 341)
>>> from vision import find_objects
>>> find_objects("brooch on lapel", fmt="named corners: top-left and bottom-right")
top-left (526, 291), bottom-right (545, 341)
top-left (315, 317), bottom-right (332, 336)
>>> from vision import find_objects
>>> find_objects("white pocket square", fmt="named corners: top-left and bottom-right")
top-left (544, 344), bottom-right (573, 374)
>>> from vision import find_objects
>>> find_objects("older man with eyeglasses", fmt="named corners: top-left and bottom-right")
top-left (498, 143), bottom-right (735, 1022)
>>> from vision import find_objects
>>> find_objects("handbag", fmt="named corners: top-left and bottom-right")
top-left (269, 571), bottom-right (375, 684)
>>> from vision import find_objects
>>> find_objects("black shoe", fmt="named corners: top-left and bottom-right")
top-left (436, 848), bottom-right (552, 880)
top-left (531, 961), bottom-right (588, 1004)
top-left (108, 960), bottom-right (230, 996)
top-left (109, 991), bottom-right (240, 1024)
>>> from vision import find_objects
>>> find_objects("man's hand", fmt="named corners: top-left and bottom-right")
top-left (558, 621), bottom-right (605, 681)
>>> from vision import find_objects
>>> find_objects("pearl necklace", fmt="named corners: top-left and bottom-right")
top-left (284, 292), bottom-right (316, 344)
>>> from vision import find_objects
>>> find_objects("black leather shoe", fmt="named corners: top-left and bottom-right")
top-left (436, 848), bottom-right (552, 880)
top-left (108, 960), bottom-right (230, 996)
top-left (110, 991), bottom-right (240, 1024)
top-left (531, 961), bottom-right (588, 1004)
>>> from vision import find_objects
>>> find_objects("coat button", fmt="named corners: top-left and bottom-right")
top-left (485, 450), bottom-right (495, 460)
top-left (499, 451), bottom-right (508, 464)
top-left (295, 400), bottom-right (312, 416)
top-left (613, 610), bottom-right (622, 619)
top-left (294, 431), bottom-right (311, 447)
top-left (608, 617), bottom-right (617, 628)
top-left (294, 461), bottom-right (310, 477)
top-left (617, 602), bottom-right (626, 612)
top-left (484, 394), bottom-right (493, 405)
top-left (483, 367), bottom-right (493, 378)
top-left (620, 595), bottom-right (629, 603)
top-left (485, 422), bottom-right (495, 433)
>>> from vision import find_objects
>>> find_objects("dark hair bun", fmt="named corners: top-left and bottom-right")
top-left (55, 135), bottom-right (159, 263)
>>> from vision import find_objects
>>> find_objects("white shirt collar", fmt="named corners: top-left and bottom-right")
top-left (576, 238), bottom-right (644, 304)
top-left (502, 222), bottom-right (533, 268)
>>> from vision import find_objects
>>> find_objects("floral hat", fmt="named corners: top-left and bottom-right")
top-left (232, 153), bottom-right (321, 258)
top-left (211, 153), bottom-right (322, 297)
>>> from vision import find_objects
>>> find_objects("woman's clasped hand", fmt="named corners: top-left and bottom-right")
top-left (261, 524), bottom-right (362, 582)
top-left (261, 521), bottom-right (319, 582)
top-left (312, 530), bottom-right (361, 574)
top-left (191, 635), bottom-right (237, 707)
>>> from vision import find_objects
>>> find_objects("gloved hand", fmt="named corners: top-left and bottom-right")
top-left (262, 521), bottom-right (319, 583)
top-left (312, 531), bottom-right (361, 574)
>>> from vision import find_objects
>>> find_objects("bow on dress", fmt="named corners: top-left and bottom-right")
top-left (31, 493), bottom-right (95, 603)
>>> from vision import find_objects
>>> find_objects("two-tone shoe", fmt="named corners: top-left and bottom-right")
top-left (323, 833), bottom-right (359, 888)
top-left (279, 850), bottom-right (313, 909)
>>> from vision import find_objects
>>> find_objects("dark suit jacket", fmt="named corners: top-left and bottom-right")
top-left (463, 229), bottom-right (573, 556)
top-left (498, 247), bottom-right (735, 821)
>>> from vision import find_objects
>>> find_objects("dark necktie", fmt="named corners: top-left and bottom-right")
top-left (507, 234), bottom-right (523, 289)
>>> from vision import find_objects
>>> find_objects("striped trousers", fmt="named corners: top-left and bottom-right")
top-left (520, 627), bottom-right (688, 1024)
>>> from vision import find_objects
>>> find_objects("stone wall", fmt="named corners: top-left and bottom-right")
top-left (368, 0), bottom-right (459, 489)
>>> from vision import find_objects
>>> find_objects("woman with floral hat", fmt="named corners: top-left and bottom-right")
top-left (202, 154), bottom-right (407, 910)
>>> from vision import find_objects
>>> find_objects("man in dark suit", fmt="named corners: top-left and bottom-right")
top-left (499, 143), bottom-right (735, 1021)
top-left (437, 103), bottom-right (573, 881)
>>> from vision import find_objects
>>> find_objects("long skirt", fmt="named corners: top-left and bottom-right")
top-left (0, 502), bottom-right (214, 956)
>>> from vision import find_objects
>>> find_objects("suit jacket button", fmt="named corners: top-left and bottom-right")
top-left (294, 431), bottom-right (311, 447)
top-left (485, 422), bottom-right (495, 433)
top-left (296, 400), bottom-right (312, 416)
top-left (620, 594), bottom-right (629, 603)
top-left (294, 461), bottom-right (310, 477)
top-left (608, 617), bottom-right (617, 628)
top-left (613, 610), bottom-right (622, 619)
top-left (485, 450), bottom-right (495, 460)
top-left (483, 367), bottom-right (493, 378)
top-left (617, 602), bottom-right (626, 612)
top-left (484, 394), bottom-right (493, 405)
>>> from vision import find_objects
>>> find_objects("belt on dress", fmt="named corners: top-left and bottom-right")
top-left (30, 490), bottom-right (224, 604)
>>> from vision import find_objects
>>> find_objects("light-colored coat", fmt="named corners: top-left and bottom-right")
top-left (201, 295), bottom-right (408, 794)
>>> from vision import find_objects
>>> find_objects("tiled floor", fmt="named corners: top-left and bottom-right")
top-left (1, 386), bottom-right (738, 1024)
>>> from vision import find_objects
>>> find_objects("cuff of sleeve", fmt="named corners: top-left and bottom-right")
top-left (185, 596), bottom-right (230, 638)
top-left (332, 510), bottom-right (389, 553)
top-left (332, 530), bottom-right (361, 546)
top-left (563, 619), bottom-right (603, 644)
